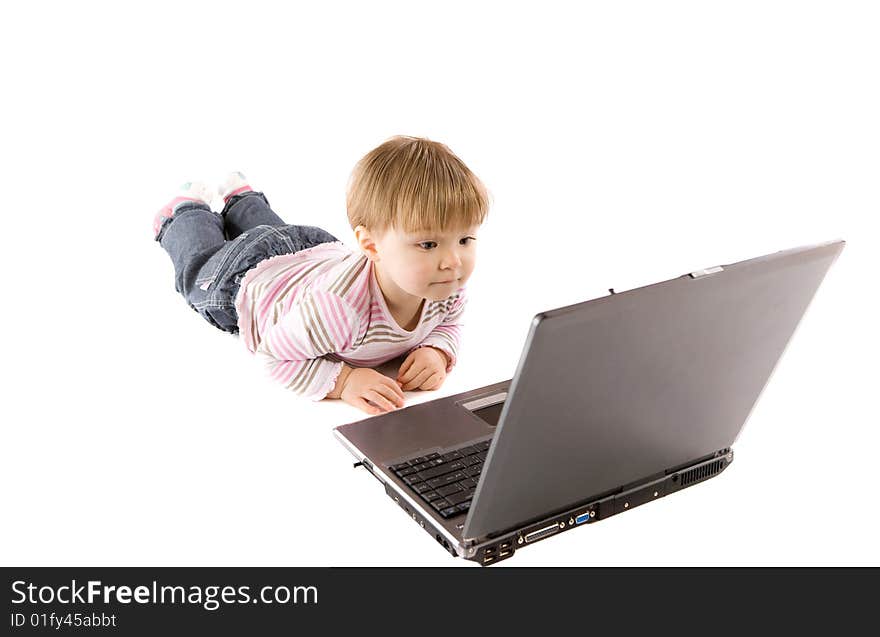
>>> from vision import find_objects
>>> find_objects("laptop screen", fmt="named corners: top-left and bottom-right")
top-left (463, 240), bottom-right (845, 540)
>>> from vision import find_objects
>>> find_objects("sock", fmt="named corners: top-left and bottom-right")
top-left (218, 171), bottom-right (253, 203)
top-left (152, 181), bottom-right (212, 239)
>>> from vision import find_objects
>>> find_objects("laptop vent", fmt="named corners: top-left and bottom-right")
top-left (680, 460), bottom-right (723, 487)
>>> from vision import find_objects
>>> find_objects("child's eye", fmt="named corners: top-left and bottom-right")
top-left (417, 237), bottom-right (476, 250)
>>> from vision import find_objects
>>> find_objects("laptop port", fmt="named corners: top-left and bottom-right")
top-left (499, 550), bottom-right (511, 558)
top-left (499, 541), bottom-right (511, 550)
top-left (575, 512), bottom-right (591, 525)
top-left (484, 546), bottom-right (497, 555)
top-left (525, 523), bottom-right (560, 543)
top-left (483, 555), bottom-right (496, 564)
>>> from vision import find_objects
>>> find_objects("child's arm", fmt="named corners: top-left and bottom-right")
top-left (406, 287), bottom-right (467, 374)
top-left (395, 288), bottom-right (467, 391)
top-left (324, 364), bottom-right (353, 399)
top-left (324, 363), bottom-right (405, 414)
top-left (255, 290), bottom-right (361, 401)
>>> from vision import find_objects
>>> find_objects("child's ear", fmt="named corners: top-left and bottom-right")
top-left (355, 225), bottom-right (380, 262)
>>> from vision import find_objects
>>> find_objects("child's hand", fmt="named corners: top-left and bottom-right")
top-left (340, 367), bottom-right (406, 415)
top-left (397, 347), bottom-right (448, 391)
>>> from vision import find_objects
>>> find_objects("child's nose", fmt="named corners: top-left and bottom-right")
top-left (441, 250), bottom-right (463, 269)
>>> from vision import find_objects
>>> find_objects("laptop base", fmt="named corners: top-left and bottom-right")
top-left (373, 448), bottom-right (734, 566)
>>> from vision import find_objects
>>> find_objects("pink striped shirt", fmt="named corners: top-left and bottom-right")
top-left (234, 241), bottom-right (467, 400)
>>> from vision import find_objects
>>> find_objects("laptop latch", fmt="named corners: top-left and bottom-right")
top-left (688, 265), bottom-right (724, 278)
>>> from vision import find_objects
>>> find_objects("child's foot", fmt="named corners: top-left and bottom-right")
top-left (152, 181), bottom-right (212, 239)
top-left (218, 171), bottom-right (253, 203)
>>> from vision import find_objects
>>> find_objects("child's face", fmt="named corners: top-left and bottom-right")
top-left (370, 224), bottom-right (480, 301)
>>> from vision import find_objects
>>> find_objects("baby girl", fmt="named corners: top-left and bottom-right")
top-left (153, 136), bottom-right (490, 416)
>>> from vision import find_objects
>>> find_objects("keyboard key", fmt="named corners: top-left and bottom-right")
top-left (440, 506), bottom-right (460, 518)
top-left (412, 482), bottom-right (432, 494)
top-left (457, 479), bottom-right (477, 490)
top-left (425, 452), bottom-right (440, 460)
top-left (436, 483), bottom-right (463, 497)
top-left (455, 502), bottom-right (471, 513)
top-left (390, 462), bottom-right (411, 472)
top-left (476, 441), bottom-right (491, 451)
top-left (461, 455), bottom-right (481, 467)
top-left (423, 491), bottom-right (442, 502)
top-left (431, 499), bottom-right (451, 511)
top-left (427, 471), bottom-right (467, 489)
top-left (412, 462), bottom-right (433, 471)
top-left (464, 465), bottom-right (483, 478)
top-left (402, 475), bottom-right (424, 486)
top-left (397, 467), bottom-right (416, 477)
top-left (458, 445), bottom-right (480, 456)
top-left (409, 455), bottom-right (429, 465)
top-left (417, 461), bottom-right (465, 481)
top-left (446, 490), bottom-right (473, 506)
top-left (441, 451), bottom-right (463, 462)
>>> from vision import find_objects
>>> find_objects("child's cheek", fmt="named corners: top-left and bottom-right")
top-left (410, 263), bottom-right (433, 288)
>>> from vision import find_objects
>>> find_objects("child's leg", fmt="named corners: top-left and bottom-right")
top-left (221, 191), bottom-right (286, 239)
top-left (156, 200), bottom-right (243, 332)
top-left (217, 172), bottom-right (287, 240)
top-left (156, 201), bottom-right (226, 299)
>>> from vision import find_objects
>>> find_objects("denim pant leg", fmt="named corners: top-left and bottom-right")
top-left (221, 191), bottom-right (286, 240)
top-left (157, 193), bottom-right (341, 335)
top-left (156, 202), bottom-right (241, 333)
top-left (156, 202), bottom-right (224, 297)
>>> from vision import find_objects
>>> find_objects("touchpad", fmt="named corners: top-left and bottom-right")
top-left (472, 401), bottom-right (504, 426)
top-left (462, 392), bottom-right (507, 427)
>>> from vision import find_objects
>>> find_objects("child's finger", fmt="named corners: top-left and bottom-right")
top-left (397, 356), bottom-right (413, 379)
top-left (389, 379), bottom-right (406, 401)
top-left (420, 372), bottom-right (442, 390)
top-left (377, 379), bottom-right (405, 405)
top-left (364, 389), bottom-right (398, 412)
top-left (390, 380), bottom-right (406, 397)
top-left (358, 398), bottom-right (381, 415)
top-left (398, 362), bottom-right (423, 386)
top-left (402, 368), bottom-right (433, 391)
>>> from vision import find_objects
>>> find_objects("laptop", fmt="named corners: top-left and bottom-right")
top-left (333, 240), bottom-right (845, 565)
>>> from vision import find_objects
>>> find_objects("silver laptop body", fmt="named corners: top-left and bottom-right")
top-left (334, 240), bottom-right (844, 565)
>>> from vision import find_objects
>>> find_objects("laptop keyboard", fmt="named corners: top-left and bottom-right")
top-left (388, 439), bottom-right (492, 518)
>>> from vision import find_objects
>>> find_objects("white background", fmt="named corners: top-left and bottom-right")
top-left (1, 1), bottom-right (877, 567)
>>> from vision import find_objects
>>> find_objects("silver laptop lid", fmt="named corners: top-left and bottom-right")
top-left (462, 240), bottom-right (845, 540)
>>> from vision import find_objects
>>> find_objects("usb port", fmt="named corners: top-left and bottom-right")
top-left (483, 555), bottom-right (496, 564)
top-left (500, 541), bottom-right (511, 550)
top-left (575, 512), bottom-right (591, 525)
top-left (499, 550), bottom-right (511, 558)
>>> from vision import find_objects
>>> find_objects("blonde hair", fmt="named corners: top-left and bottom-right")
top-left (346, 135), bottom-right (490, 236)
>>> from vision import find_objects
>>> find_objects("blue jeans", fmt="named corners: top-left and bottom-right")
top-left (156, 191), bottom-right (339, 333)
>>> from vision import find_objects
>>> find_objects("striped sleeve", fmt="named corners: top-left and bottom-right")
top-left (255, 290), bottom-right (362, 401)
top-left (409, 288), bottom-right (467, 373)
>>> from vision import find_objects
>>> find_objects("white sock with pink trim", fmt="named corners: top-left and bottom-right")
top-left (218, 171), bottom-right (253, 203)
top-left (152, 181), bottom-right (213, 239)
